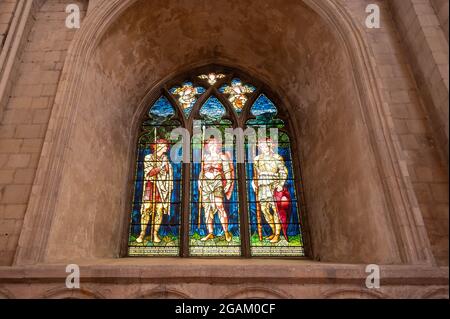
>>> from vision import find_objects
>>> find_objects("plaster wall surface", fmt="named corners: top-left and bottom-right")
top-left (38, 0), bottom-right (399, 265)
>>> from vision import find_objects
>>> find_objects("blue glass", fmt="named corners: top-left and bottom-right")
top-left (199, 96), bottom-right (226, 119)
top-left (246, 106), bottom-right (304, 256)
top-left (197, 86), bottom-right (207, 94)
top-left (128, 140), bottom-right (183, 256)
top-left (189, 131), bottom-right (241, 256)
top-left (251, 94), bottom-right (278, 117)
top-left (128, 96), bottom-right (183, 256)
top-left (132, 141), bottom-right (183, 207)
top-left (149, 96), bottom-right (175, 119)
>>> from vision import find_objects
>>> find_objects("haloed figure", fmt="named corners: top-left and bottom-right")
top-left (252, 138), bottom-right (288, 243)
top-left (199, 138), bottom-right (235, 242)
top-left (137, 139), bottom-right (173, 244)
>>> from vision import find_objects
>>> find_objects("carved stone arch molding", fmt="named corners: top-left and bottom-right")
top-left (14, 0), bottom-right (434, 266)
top-left (419, 287), bottom-right (449, 299)
top-left (134, 288), bottom-right (192, 299)
top-left (222, 287), bottom-right (291, 299)
top-left (323, 288), bottom-right (387, 299)
top-left (42, 287), bottom-right (105, 299)
top-left (0, 287), bottom-right (15, 299)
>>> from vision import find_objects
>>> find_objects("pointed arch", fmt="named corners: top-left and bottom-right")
top-left (126, 65), bottom-right (307, 257)
top-left (14, 0), bottom-right (434, 266)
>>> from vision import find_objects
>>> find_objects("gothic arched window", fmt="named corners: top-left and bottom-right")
top-left (127, 67), bottom-right (307, 258)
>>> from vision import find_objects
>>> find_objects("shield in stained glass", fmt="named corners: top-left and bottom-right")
top-left (219, 78), bottom-right (256, 114)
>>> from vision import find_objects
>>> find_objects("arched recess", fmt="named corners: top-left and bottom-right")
top-left (42, 287), bottom-right (104, 299)
top-left (222, 287), bottom-right (290, 299)
top-left (125, 65), bottom-right (309, 258)
top-left (323, 288), bottom-right (386, 299)
top-left (420, 287), bottom-right (450, 299)
top-left (14, 0), bottom-right (434, 266)
top-left (0, 287), bottom-right (15, 299)
top-left (134, 288), bottom-right (192, 299)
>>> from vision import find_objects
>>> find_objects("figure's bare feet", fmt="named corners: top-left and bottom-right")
top-left (136, 236), bottom-right (144, 243)
top-left (265, 234), bottom-right (275, 241)
top-left (270, 234), bottom-right (280, 244)
top-left (153, 233), bottom-right (162, 243)
top-left (225, 232), bottom-right (233, 242)
top-left (201, 233), bottom-right (215, 241)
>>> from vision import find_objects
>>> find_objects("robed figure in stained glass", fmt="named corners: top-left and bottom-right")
top-left (199, 138), bottom-right (235, 242)
top-left (252, 138), bottom-right (289, 244)
top-left (136, 139), bottom-right (174, 244)
top-left (129, 71), bottom-right (304, 257)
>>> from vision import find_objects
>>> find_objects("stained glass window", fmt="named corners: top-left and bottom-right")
top-left (246, 95), bottom-right (304, 257)
top-left (128, 96), bottom-right (182, 256)
top-left (198, 73), bottom-right (226, 86)
top-left (128, 68), bottom-right (306, 258)
top-left (219, 78), bottom-right (256, 114)
top-left (170, 82), bottom-right (206, 118)
top-left (190, 97), bottom-right (241, 256)
top-left (251, 94), bottom-right (278, 117)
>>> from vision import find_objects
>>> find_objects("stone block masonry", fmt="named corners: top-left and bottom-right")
top-left (0, 0), bottom-right (19, 49)
top-left (0, 0), bottom-right (87, 266)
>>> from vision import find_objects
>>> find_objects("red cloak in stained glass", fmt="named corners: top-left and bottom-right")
top-left (274, 187), bottom-right (291, 241)
top-left (143, 180), bottom-right (161, 203)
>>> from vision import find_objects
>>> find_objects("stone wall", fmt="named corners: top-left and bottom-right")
top-left (389, 0), bottom-right (449, 160)
top-left (430, 0), bottom-right (449, 42)
top-left (17, 0), bottom-right (403, 265)
top-left (0, 0), bottom-right (87, 265)
top-left (0, 261), bottom-right (448, 299)
top-left (388, 0), bottom-right (449, 265)
top-left (0, 0), bottom-right (18, 48)
top-left (5, 0), bottom-right (448, 266)
top-left (0, 0), bottom-right (448, 298)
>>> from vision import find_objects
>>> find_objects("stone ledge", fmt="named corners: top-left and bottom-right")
top-left (0, 259), bottom-right (448, 286)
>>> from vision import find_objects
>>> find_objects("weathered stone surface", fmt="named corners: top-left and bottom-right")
top-left (40, 0), bottom-right (398, 266)
top-left (0, 0), bottom-right (447, 299)
top-left (0, 0), bottom-right (88, 266)
top-left (0, 261), bottom-right (448, 299)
